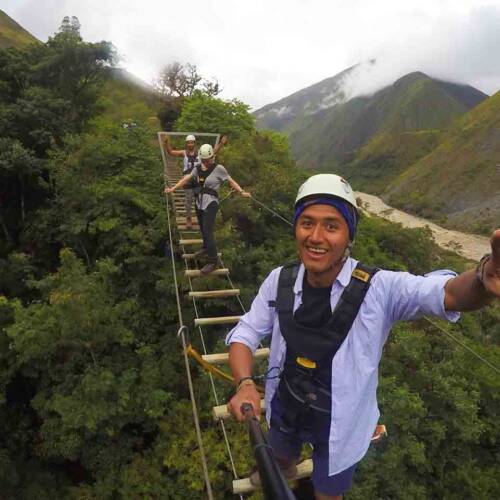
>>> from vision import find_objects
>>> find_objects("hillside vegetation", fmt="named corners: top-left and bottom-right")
top-left (287, 72), bottom-right (486, 168)
top-left (385, 91), bottom-right (500, 234)
top-left (0, 9), bottom-right (38, 48)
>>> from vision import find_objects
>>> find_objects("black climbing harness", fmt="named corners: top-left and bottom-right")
top-left (270, 261), bottom-right (378, 428)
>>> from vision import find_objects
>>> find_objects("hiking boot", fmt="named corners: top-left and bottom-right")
top-left (186, 216), bottom-right (193, 230)
top-left (249, 461), bottom-right (297, 487)
top-left (200, 263), bottom-right (217, 275)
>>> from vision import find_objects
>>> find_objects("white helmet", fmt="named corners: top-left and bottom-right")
top-left (295, 174), bottom-right (357, 211)
top-left (185, 134), bottom-right (196, 142)
top-left (199, 143), bottom-right (214, 160)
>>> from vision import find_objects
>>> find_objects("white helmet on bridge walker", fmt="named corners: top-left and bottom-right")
top-left (185, 134), bottom-right (196, 142)
top-left (199, 144), bottom-right (215, 160)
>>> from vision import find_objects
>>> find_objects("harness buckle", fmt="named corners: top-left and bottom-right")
top-left (296, 357), bottom-right (316, 369)
top-left (352, 268), bottom-right (370, 282)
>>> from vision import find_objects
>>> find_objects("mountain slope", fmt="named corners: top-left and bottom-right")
top-left (384, 91), bottom-right (500, 235)
top-left (0, 9), bottom-right (38, 48)
top-left (288, 71), bottom-right (487, 168)
top-left (99, 68), bottom-right (162, 125)
top-left (254, 64), bottom-right (357, 132)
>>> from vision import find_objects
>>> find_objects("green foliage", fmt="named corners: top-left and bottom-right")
top-left (0, 30), bottom-right (116, 257)
top-left (175, 92), bottom-right (254, 138)
top-left (385, 91), bottom-right (500, 235)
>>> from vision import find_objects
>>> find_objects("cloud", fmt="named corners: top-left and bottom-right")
top-left (3, 0), bottom-right (500, 109)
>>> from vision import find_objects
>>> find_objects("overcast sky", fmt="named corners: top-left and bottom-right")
top-left (3, 0), bottom-right (500, 109)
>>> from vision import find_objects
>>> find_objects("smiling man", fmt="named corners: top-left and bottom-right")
top-left (226, 174), bottom-right (500, 500)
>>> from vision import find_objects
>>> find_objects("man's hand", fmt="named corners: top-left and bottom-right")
top-left (482, 229), bottom-right (500, 298)
top-left (228, 383), bottom-right (261, 422)
top-left (164, 186), bottom-right (174, 194)
top-left (241, 190), bottom-right (251, 198)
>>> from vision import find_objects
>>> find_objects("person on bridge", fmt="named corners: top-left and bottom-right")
top-left (226, 173), bottom-right (500, 500)
top-left (163, 134), bottom-right (227, 229)
top-left (165, 143), bottom-right (251, 274)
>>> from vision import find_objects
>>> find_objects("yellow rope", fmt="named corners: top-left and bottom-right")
top-left (186, 344), bottom-right (264, 393)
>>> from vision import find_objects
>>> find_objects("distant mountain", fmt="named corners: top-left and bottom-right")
top-left (0, 9), bottom-right (38, 48)
top-left (254, 64), bottom-right (357, 133)
top-left (384, 91), bottom-right (500, 235)
top-left (255, 70), bottom-right (487, 170)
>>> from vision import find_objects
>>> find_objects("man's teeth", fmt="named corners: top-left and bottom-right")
top-left (307, 247), bottom-right (327, 254)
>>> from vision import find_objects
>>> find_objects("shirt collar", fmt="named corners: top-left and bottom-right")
top-left (294, 257), bottom-right (357, 295)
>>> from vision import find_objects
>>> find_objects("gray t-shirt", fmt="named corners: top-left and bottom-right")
top-left (192, 164), bottom-right (231, 210)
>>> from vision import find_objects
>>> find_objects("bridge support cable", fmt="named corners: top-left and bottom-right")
top-left (160, 134), bottom-right (246, 498)
top-left (163, 190), bottom-right (214, 500)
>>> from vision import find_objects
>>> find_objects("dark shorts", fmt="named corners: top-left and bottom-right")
top-left (268, 391), bottom-right (357, 496)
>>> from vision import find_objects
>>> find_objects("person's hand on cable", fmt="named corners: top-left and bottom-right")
top-left (228, 377), bottom-right (261, 422)
top-left (241, 190), bottom-right (251, 198)
top-left (164, 186), bottom-right (174, 194)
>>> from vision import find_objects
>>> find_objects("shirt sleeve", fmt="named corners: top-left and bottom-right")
top-left (217, 165), bottom-right (230, 182)
top-left (225, 268), bottom-right (280, 353)
top-left (380, 269), bottom-right (460, 324)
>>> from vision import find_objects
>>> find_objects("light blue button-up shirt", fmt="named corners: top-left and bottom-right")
top-left (226, 257), bottom-right (460, 476)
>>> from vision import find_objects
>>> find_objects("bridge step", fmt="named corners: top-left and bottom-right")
top-left (202, 347), bottom-right (269, 364)
top-left (233, 459), bottom-right (313, 495)
top-left (188, 288), bottom-right (237, 299)
top-left (179, 239), bottom-right (203, 245)
top-left (185, 268), bottom-right (229, 278)
top-left (182, 252), bottom-right (221, 260)
top-left (213, 399), bottom-right (265, 421)
top-left (195, 315), bottom-right (240, 327)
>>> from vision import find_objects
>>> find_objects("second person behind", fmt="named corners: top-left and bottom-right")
top-left (165, 143), bottom-right (250, 274)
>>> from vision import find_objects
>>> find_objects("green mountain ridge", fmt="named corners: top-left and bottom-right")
top-left (0, 9), bottom-right (38, 48)
top-left (287, 71), bottom-right (487, 169)
top-left (384, 91), bottom-right (500, 235)
top-left (254, 64), bottom-right (358, 132)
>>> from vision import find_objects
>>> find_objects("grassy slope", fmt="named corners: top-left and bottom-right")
top-left (339, 130), bottom-right (442, 193)
top-left (0, 9), bottom-right (38, 48)
top-left (384, 91), bottom-right (500, 235)
top-left (289, 72), bottom-right (484, 170)
top-left (98, 68), bottom-right (162, 127)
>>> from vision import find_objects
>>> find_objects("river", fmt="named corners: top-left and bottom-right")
top-left (355, 192), bottom-right (490, 261)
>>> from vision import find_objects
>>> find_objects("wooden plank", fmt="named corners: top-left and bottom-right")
top-left (185, 268), bottom-right (229, 278)
top-left (195, 315), bottom-right (241, 327)
top-left (177, 225), bottom-right (200, 231)
top-left (189, 288), bottom-right (238, 298)
top-left (182, 252), bottom-right (221, 260)
top-left (213, 399), bottom-right (265, 421)
top-left (179, 239), bottom-right (203, 245)
top-left (233, 459), bottom-right (313, 495)
top-left (202, 347), bottom-right (269, 364)
top-left (176, 217), bottom-right (197, 223)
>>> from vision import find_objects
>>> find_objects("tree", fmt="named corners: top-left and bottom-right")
top-left (174, 92), bottom-right (254, 138)
top-left (154, 62), bottom-right (219, 99)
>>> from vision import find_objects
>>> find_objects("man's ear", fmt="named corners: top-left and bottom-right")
top-left (342, 242), bottom-right (353, 262)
